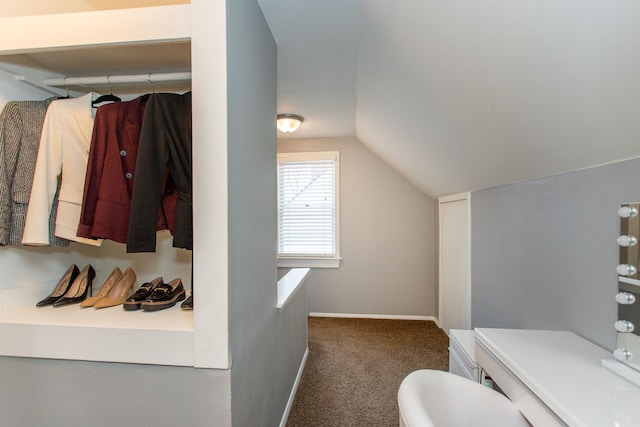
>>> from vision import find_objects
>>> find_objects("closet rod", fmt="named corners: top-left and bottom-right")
top-left (0, 66), bottom-right (63, 96)
top-left (43, 72), bottom-right (191, 87)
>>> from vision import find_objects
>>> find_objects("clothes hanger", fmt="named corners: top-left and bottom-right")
top-left (92, 75), bottom-right (122, 107)
top-left (57, 77), bottom-right (71, 99)
top-left (147, 73), bottom-right (156, 94)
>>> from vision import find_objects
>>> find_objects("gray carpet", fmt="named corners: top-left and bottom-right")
top-left (286, 317), bottom-right (449, 427)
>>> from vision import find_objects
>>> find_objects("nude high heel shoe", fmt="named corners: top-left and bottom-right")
top-left (52, 265), bottom-right (96, 307)
top-left (80, 267), bottom-right (123, 308)
top-left (93, 267), bottom-right (136, 309)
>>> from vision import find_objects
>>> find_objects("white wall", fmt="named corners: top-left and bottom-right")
top-left (278, 137), bottom-right (436, 317)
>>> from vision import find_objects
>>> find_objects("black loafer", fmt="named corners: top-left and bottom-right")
top-left (181, 294), bottom-right (193, 310)
top-left (141, 278), bottom-right (186, 312)
top-left (123, 277), bottom-right (163, 311)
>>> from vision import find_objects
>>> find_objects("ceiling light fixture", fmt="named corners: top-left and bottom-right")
top-left (277, 113), bottom-right (304, 133)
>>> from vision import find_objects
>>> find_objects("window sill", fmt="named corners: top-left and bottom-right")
top-left (277, 257), bottom-right (341, 269)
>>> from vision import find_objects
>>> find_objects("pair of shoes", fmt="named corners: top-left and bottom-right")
top-left (80, 267), bottom-right (137, 309)
top-left (36, 264), bottom-right (80, 307)
top-left (36, 265), bottom-right (96, 308)
top-left (140, 278), bottom-right (186, 312)
top-left (181, 294), bottom-right (193, 310)
top-left (123, 277), bottom-right (163, 311)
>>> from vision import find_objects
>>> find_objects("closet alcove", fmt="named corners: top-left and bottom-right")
top-left (0, 1), bottom-right (228, 369)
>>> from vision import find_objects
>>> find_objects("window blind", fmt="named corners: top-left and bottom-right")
top-left (277, 154), bottom-right (337, 257)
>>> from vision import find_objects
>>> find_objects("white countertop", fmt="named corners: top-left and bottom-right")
top-left (475, 328), bottom-right (640, 427)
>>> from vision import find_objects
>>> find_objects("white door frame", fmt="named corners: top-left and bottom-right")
top-left (438, 192), bottom-right (471, 333)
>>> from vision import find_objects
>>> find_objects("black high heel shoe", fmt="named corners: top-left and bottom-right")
top-left (36, 264), bottom-right (80, 307)
top-left (52, 265), bottom-right (96, 307)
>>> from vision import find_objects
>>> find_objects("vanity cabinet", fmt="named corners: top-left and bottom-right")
top-left (475, 328), bottom-right (640, 427)
top-left (448, 328), bottom-right (480, 382)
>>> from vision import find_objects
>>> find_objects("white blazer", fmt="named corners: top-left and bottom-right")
top-left (22, 93), bottom-right (103, 246)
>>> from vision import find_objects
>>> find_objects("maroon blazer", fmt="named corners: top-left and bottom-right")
top-left (78, 95), bottom-right (177, 243)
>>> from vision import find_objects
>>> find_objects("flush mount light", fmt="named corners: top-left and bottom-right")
top-left (277, 113), bottom-right (304, 133)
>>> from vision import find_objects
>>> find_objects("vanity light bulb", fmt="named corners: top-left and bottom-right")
top-left (616, 292), bottom-right (636, 305)
top-left (615, 320), bottom-right (635, 333)
top-left (618, 206), bottom-right (639, 218)
top-left (617, 235), bottom-right (638, 247)
top-left (614, 347), bottom-right (633, 362)
top-left (616, 264), bottom-right (637, 276)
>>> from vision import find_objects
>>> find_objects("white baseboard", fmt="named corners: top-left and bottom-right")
top-left (309, 312), bottom-right (438, 322)
top-left (279, 346), bottom-right (309, 427)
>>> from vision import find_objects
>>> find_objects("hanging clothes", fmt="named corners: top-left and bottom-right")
top-left (22, 93), bottom-right (103, 246)
top-left (127, 92), bottom-right (192, 253)
top-left (0, 98), bottom-right (69, 247)
top-left (77, 95), bottom-right (148, 243)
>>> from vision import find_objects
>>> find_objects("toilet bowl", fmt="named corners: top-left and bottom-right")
top-left (398, 369), bottom-right (530, 427)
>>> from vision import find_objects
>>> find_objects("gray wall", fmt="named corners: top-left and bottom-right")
top-left (278, 138), bottom-right (436, 317)
top-left (0, 357), bottom-right (232, 426)
top-left (471, 158), bottom-right (640, 350)
top-left (227, 1), bottom-right (307, 426)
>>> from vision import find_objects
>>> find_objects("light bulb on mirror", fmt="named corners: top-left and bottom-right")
top-left (615, 320), bottom-right (635, 333)
top-left (617, 235), bottom-right (638, 247)
top-left (618, 206), bottom-right (638, 218)
top-left (616, 264), bottom-right (637, 276)
top-left (616, 292), bottom-right (636, 305)
top-left (614, 347), bottom-right (633, 362)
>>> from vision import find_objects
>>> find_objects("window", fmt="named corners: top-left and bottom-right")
top-left (277, 151), bottom-right (341, 268)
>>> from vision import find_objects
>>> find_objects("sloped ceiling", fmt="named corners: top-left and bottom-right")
top-left (260, 0), bottom-right (640, 197)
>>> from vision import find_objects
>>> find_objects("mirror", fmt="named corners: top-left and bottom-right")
top-left (616, 203), bottom-right (640, 372)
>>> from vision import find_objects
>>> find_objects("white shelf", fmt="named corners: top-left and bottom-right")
top-left (0, 5), bottom-right (198, 367)
top-left (0, 5), bottom-right (190, 55)
top-left (0, 283), bottom-right (193, 366)
top-left (0, 5), bottom-right (192, 94)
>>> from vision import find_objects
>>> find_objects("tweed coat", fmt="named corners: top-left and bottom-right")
top-left (0, 98), bottom-right (69, 247)
top-left (127, 92), bottom-right (192, 252)
top-left (22, 93), bottom-right (102, 246)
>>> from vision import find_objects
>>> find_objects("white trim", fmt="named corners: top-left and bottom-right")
top-left (619, 276), bottom-right (640, 288)
top-left (277, 150), bottom-right (341, 262)
top-left (438, 192), bottom-right (470, 204)
top-left (602, 358), bottom-right (640, 388)
top-left (309, 312), bottom-right (438, 322)
top-left (438, 192), bottom-right (472, 332)
top-left (277, 151), bottom-right (338, 162)
top-left (277, 257), bottom-right (341, 269)
top-left (277, 268), bottom-right (310, 312)
top-left (279, 347), bottom-right (309, 427)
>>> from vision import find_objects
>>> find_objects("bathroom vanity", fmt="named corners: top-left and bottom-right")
top-left (474, 328), bottom-right (640, 427)
top-left (448, 329), bottom-right (480, 383)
